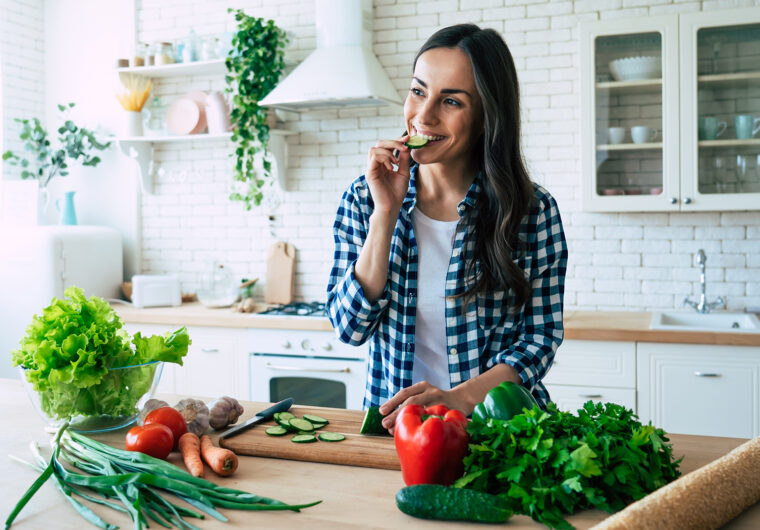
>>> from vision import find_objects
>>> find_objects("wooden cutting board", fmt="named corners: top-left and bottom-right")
top-left (265, 241), bottom-right (295, 304)
top-left (219, 405), bottom-right (400, 470)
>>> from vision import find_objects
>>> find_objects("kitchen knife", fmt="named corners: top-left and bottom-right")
top-left (218, 397), bottom-right (294, 440)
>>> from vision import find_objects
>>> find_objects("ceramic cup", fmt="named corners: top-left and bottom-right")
top-left (735, 115), bottom-right (760, 140)
top-left (698, 116), bottom-right (727, 140)
top-left (607, 127), bottom-right (625, 144)
top-left (124, 110), bottom-right (143, 137)
top-left (631, 126), bottom-right (658, 144)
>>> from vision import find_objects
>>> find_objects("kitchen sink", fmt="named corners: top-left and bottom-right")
top-left (650, 311), bottom-right (760, 333)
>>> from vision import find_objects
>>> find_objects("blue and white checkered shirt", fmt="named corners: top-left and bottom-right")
top-left (327, 164), bottom-right (568, 410)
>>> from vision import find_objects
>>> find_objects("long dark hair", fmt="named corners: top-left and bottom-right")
top-left (413, 24), bottom-right (534, 311)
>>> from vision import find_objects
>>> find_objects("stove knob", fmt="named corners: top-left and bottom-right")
top-left (320, 342), bottom-right (333, 351)
top-left (281, 340), bottom-right (292, 349)
top-left (300, 339), bottom-right (313, 351)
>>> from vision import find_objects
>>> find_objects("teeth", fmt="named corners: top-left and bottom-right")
top-left (417, 133), bottom-right (443, 141)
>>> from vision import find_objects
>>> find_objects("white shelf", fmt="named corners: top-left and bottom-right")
top-left (116, 129), bottom-right (296, 194)
top-left (597, 142), bottom-right (663, 150)
top-left (116, 58), bottom-right (227, 78)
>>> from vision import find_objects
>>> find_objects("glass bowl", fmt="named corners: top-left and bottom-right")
top-left (609, 55), bottom-right (661, 81)
top-left (19, 361), bottom-right (163, 433)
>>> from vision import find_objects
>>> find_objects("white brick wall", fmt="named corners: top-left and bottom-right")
top-left (130, 0), bottom-right (760, 311)
top-left (3, 0), bottom-right (758, 312)
top-left (0, 0), bottom-right (45, 170)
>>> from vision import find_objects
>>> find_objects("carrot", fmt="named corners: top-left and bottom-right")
top-left (178, 432), bottom-right (204, 478)
top-left (200, 435), bottom-right (238, 477)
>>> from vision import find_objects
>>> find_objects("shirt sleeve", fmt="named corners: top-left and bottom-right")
top-left (487, 189), bottom-right (568, 390)
top-left (326, 178), bottom-right (391, 346)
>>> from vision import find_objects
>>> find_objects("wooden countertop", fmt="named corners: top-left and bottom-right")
top-left (113, 302), bottom-right (760, 346)
top-left (3, 379), bottom-right (759, 529)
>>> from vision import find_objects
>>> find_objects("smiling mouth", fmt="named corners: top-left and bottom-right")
top-left (412, 127), bottom-right (445, 142)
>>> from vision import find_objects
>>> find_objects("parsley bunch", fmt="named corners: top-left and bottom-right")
top-left (455, 401), bottom-right (682, 529)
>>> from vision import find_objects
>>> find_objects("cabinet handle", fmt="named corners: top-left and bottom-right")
top-left (694, 371), bottom-right (721, 377)
top-left (669, 197), bottom-right (678, 204)
top-left (201, 348), bottom-right (219, 353)
top-left (265, 362), bottom-right (350, 374)
top-left (683, 197), bottom-right (692, 204)
top-left (578, 394), bottom-right (602, 398)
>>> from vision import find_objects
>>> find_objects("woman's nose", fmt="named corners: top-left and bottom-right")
top-left (416, 98), bottom-right (438, 126)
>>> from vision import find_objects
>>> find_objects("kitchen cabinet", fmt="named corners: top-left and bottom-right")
top-left (123, 323), bottom-right (248, 400)
top-left (114, 58), bottom-right (295, 194)
top-left (637, 342), bottom-right (760, 438)
top-left (544, 340), bottom-right (637, 412)
top-left (580, 7), bottom-right (760, 211)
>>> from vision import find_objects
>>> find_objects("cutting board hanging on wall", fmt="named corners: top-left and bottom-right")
top-left (265, 241), bottom-right (295, 304)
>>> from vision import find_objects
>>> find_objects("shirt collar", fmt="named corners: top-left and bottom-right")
top-left (403, 164), bottom-right (483, 217)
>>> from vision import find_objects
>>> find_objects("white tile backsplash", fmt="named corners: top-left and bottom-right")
top-left (1, 0), bottom-right (758, 311)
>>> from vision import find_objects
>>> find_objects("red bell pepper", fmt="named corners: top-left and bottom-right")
top-left (393, 403), bottom-right (469, 486)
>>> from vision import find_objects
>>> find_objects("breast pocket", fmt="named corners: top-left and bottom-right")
top-left (476, 289), bottom-right (510, 333)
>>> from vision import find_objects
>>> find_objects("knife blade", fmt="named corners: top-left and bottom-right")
top-left (218, 397), bottom-right (294, 440)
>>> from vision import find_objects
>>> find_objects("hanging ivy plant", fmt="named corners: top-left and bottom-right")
top-left (225, 9), bottom-right (288, 209)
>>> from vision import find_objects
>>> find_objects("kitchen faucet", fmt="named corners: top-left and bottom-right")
top-left (683, 249), bottom-right (725, 313)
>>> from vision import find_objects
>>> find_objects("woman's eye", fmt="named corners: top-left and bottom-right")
top-left (410, 87), bottom-right (424, 96)
top-left (444, 98), bottom-right (461, 106)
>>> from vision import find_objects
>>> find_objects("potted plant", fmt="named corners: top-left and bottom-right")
top-left (2, 103), bottom-right (111, 218)
top-left (225, 9), bottom-right (288, 210)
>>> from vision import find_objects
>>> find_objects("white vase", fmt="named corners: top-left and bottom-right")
top-left (37, 184), bottom-right (50, 225)
top-left (124, 110), bottom-right (144, 137)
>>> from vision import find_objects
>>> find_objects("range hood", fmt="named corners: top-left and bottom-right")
top-left (259, 0), bottom-right (403, 111)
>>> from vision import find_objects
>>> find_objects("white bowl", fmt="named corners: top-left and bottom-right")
top-left (609, 56), bottom-right (661, 81)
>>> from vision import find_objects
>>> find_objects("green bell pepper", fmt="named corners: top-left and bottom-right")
top-left (472, 381), bottom-right (539, 422)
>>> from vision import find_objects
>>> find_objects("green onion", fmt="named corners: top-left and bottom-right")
top-left (7, 424), bottom-right (321, 529)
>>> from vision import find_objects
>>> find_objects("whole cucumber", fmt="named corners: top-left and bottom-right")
top-left (396, 484), bottom-right (513, 523)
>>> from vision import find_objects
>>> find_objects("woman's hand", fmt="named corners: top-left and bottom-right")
top-left (365, 135), bottom-right (412, 217)
top-left (378, 381), bottom-right (476, 434)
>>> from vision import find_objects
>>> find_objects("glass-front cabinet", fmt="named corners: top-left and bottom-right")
top-left (581, 8), bottom-right (760, 212)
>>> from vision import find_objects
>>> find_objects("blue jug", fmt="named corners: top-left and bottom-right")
top-left (56, 191), bottom-right (78, 225)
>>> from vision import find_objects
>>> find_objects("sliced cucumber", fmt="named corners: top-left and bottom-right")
top-left (265, 426), bottom-right (288, 436)
top-left (288, 418), bottom-right (315, 432)
top-left (310, 422), bottom-right (328, 430)
top-left (277, 418), bottom-right (296, 431)
top-left (291, 434), bottom-right (317, 443)
top-left (303, 414), bottom-right (328, 424)
top-left (278, 411), bottom-right (296, 421)
top-left (404, 135), bottom-right (429, 149)
top-left (318, 432), bottom-right (346, 442)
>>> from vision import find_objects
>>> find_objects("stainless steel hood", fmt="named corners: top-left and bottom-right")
top-left (259, 0), bottom-right (403, 111)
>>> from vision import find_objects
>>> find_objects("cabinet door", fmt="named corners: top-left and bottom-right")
top-left (580, 16), bottom-right (680, 212)
top-left (545, 384), bottom-right (636, 413)
top-left (543, 340), bottom-right (635, 388)
top-left (177, 327), bottom-right (248, 400)
top-left (680, 9), bottom-right (760, 211)
top-left (637, 343), bottom-right (760, 438)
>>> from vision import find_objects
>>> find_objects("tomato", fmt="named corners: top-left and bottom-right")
top-left (125, 424), bottom-right (174, 459)
top-left (144, 406), bottom-right (187, 448)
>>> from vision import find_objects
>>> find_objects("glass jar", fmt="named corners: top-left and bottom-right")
top-left (155, 42), bottom-right (175, 65)
top-left (200, 35), bottom-right (216, 61)
top-left (132, 42), bottom-right (148, 67)
top-left (143, 97), bottom-right (167, 137)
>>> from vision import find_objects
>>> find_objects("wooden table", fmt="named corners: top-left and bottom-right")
top-left (2, 378), bottom-right (758, 529)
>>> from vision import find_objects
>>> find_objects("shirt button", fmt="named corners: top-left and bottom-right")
top-left (449, 347), bottom-right (457, 355)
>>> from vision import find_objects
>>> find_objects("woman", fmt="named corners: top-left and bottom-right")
top-left (326, 24), bottom-right (568, 431)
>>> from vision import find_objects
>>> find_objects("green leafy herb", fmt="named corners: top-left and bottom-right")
top-left (455, 401), bottom-right (682, 530)
top-left (11, 286), bottom-right (190, 420)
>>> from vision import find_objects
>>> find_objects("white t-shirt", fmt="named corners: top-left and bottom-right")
top-left (411, 208), bottom-right (459, 391)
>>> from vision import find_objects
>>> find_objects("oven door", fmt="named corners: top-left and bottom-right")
top-left (250, 354), bottom-right (367, 410)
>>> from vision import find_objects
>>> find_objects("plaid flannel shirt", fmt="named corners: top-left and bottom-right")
top-left (327, 164), bottom-right (568, 410)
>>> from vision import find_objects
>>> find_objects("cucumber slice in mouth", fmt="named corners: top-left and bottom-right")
top-left (404, 135), bottom-right (430, 149)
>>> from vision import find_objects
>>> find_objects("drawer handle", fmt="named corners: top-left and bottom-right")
top-left (578, 394), bottom-right (602, 398)
top-left (265, 362), bottom-right (350, 374)
top-left (694, 372), bottom-right (721, 377)
top-left (201, 348), bottom-right (220, 353)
